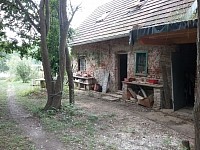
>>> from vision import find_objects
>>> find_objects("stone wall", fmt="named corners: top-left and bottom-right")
top-left (72, 37), bottom-right (130, 92)
top-left (128, 43), bottom-right (176, 108)
top-left (72, 37), bottom-right (176, 105)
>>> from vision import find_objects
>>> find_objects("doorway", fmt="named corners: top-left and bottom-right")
top-left (172, 43), bottom-right (196, 111)
top-left (118, 54), bottom-right (127, 90)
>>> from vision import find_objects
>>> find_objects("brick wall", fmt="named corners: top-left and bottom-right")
top-left (72, 37), bottom-right (130, 91)
top-left (72, 37), bottom-right (176, 104)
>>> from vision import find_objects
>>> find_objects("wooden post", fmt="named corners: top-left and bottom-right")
top-left (194, 0), bottom-right (200, 149)
top-left (160, 61), bottom-right (171, 109)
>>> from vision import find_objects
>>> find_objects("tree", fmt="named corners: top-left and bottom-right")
top-left (16, 60), bottom-right (32, 83)
top-left (194, 0), bottom-right (200, 149)
top-left (1, 0), bottom-right (79, 110)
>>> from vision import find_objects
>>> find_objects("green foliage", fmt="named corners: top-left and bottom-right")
top-left (0, 0), bottom-right (76, 76)
top-left (16, 60), bottom-right (32, 83)
top-left (6, 54), bottom-right (40, 82)
top-left (0, 0), bottom-right (40, 57)
top-left (0, 0), bottom-right (39, 38)
top-left (0, 54), bottom-right (9, 72)
top-left (46, 0), bottom-right (76, 76)
top-left (6, 54), bottom-right (21, 79)
top-left (47, 0), bottom-right (59, 76)
top-left (19, 87), bottom-right (40, 97)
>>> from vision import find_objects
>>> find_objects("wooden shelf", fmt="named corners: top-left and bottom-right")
top-left (74, 80), bottom-right (93, 85)
top-left (73, 76), bottom-right (95, 90)
top-left (73, 76), bottom-right (94, 79)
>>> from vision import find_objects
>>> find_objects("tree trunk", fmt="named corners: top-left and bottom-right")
top-left (39, 0), bottom-right (67, 110)
top-left (51, 0), bottom-right (68, 108)
top-left (66, 46), bottom-right (75, 104)
top-left (39, 0), bottom-right (76, 109)
top-left (39, 0), bottom-right (54, 110)
top-left (194, 0), bottom-right (200, 149)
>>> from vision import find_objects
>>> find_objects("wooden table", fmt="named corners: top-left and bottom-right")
top-left (35, 78), bottom-right (45, 88)
top-left (122, 81), bottom-right (163, 109)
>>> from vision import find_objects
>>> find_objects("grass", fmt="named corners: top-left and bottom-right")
top-left (12, 82), bottom-right (123, 149)
top-left (0, 80), bottom-right (35, 150)
top-left (12, 82), bottom-right (101, 149)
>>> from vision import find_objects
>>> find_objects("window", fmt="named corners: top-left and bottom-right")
top-left (127, 7), bottom-right (140, 15)
top-left (96, 11), bottom-right (111, 23)
top-left (78, 57), bottom-right (86, 71)
top-left (127, 0), bottom-right (147, 15)
top-left (135, 51), bottom-right (148, 76)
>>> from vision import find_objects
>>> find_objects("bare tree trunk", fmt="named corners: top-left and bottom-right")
top-left (39, 0), bottom-right (54, 110)
top-left (66, 46), bottom-right (75, 104)
top-left (51, 0), bottom-right (67, 108)
top-left (194, 0), bottom-right (200, 149)
top-left (39, 0), bottom-right (67, 110)
top-left (39, 0), bottom-right (77, 109)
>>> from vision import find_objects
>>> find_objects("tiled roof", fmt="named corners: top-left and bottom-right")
top-left (72, 0), bottom-right (195, 46)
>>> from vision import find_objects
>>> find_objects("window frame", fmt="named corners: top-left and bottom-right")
top-left (78, 56), bottom-right (86, 71)
top-left (134, 51), bottom-right (148, 76)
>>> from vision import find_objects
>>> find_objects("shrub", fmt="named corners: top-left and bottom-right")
top-left (16, 61), bottom-right (32, 83)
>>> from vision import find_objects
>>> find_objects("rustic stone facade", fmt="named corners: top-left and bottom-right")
top-left (72, 37), bottom-right (177, 108)
top-left (72, 37), bottom-right (130, 92)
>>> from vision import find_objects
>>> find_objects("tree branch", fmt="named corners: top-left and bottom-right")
top-left (14, 0), bottom-right (40, 33)
top-left (68, 0), bottom-right (80, 24)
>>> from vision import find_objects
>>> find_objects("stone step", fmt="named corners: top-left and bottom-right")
top-left (115, 90), bottom-right (123, 95)
top-left (105, 93), bottom-right (122, 99)
top-left (101, 95), bottom-right (120, 101)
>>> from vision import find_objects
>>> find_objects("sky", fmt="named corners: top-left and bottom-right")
top-left (71, 0), bottom-right (112, 27)
top-left (4, 0), bottom-right (112, 39)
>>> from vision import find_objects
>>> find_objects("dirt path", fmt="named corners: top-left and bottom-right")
top-left (7, 85), bottom-right (66, 150)
top-left (75, 91), bottom-right (195, 149)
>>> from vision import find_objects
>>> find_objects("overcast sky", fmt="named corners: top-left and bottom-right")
top-left (71, 0), bottom-right (112, 27)
top-left (33, 0), bottom-right (112, 27)
top-left (5, 0), bottom-right (112, 39)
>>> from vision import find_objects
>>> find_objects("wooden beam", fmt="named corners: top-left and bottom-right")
top-left (171, 36), bottom-right (197, 44)
top-left (139, 37), bottom-right (172, 45)
top-left (139, 28), bottom-right (197, 45)
top-left (143, 28), bottom-right (197, 39)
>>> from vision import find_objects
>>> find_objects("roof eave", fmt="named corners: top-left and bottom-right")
top-left (70, 33), bottom-right (129, 47)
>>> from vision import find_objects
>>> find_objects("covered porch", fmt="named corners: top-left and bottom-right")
top-left (128, 19), bottom-right (197, 111)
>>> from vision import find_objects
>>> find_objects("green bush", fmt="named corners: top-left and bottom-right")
top-left (16, 61), bottom-right (32, 83)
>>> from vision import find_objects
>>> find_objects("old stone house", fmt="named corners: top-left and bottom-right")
top-left (71, 0), bottom-right (197, 111)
